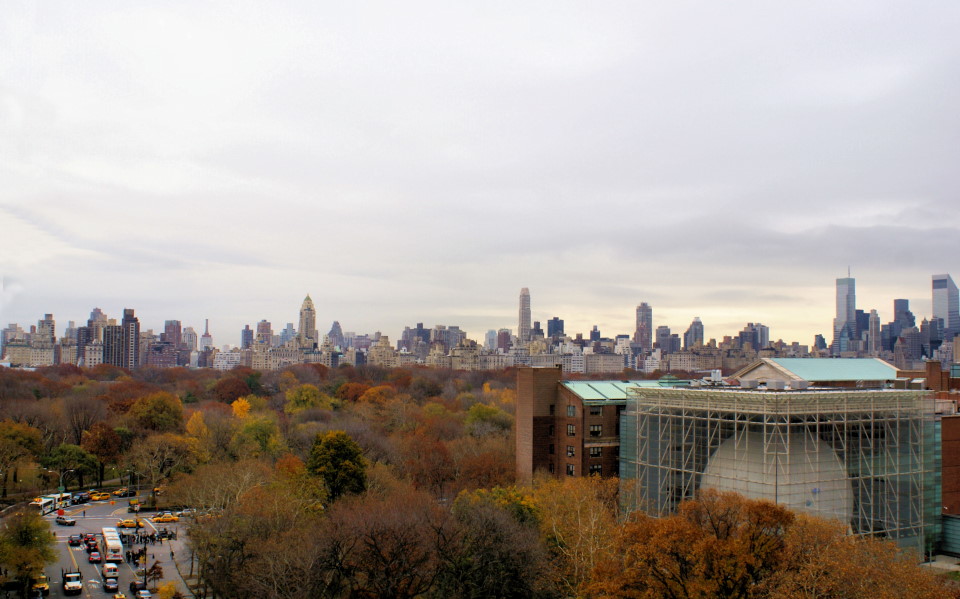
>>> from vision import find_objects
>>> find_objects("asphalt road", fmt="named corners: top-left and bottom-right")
top-left (39, 493), bottom-right (191, 598)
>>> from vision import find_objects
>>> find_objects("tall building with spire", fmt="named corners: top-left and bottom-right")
top-left (518, 288), bottom-right (531, 345)
top-left (634, 302), bottom-right (653, 351)
top-left (200, 319), bottom-right (213, 351)
top-left (831, 276), bottom-right (857, 355)
top-left (933, 274), bottom-right (960, 342)
top-left (298, 295), bottom-right (317, 349)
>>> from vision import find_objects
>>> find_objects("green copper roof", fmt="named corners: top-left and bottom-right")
top-left (562, 379), bottom-right (688, 401)
top-left (768, 358), bottom-right (898, 382)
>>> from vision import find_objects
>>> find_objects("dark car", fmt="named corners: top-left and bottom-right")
top-left (83, 533), bottom-right (97, 542)
top-left (85, 540), bottom-right (99, 553)
top-left (129, 580), bottom-right (147, 593)
top-left (68, 534), bottom-right (83, 546)
top-left (88, 551), bottom-right (101, 563)
top-left (103, 578), bottom-right (119, 592)
top-left (72, 492), bottom-right (90, 504)
top-left (55, 515), bottom-right (77, 526)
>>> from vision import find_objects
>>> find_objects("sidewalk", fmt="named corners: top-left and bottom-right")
top-left (128, 523), bottom-right (197, 598)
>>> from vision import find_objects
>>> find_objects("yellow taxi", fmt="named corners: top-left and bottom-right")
top-left (116, 518), bottom-right (144, 528)
top-left (152, 513), bottom-right (179, 523)
top-left (91, 492), bottom-right (112, 501)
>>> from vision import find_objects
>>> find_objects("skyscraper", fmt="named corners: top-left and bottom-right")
top-left (933, 274), bottom-right (960, 341)
top-left (518, 288), bottom-right (531, 345)
top-left (634, 303), bottom-right (653, 352)
top-left (683, 317), bottom-right (704, 349)
top-left (240, 325), bottom-right (254, 349)
top-left (547, 317), bottom-right (564, 338)
top-left (120, 308), bottom-right (140, 369)
top-left (200, 319), bottom-right (213, 351)
top-left (832, 277), bottom-right (857, 355)
top-left (162, 320), bottom-right (182, 348)
top-left (298, 295), bottom-right (317, 349)
top-left (867, 309), bottom-right (881, 355)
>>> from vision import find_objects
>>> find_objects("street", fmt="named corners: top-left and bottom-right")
top-left (39, 493), bottom-right (192, 598)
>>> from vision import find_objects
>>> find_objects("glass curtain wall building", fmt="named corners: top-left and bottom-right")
top-left (621, 386), bottom-right (938, 553)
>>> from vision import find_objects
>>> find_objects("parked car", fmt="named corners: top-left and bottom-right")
top-left (67, 534), bottom-right (83, 546)
top-left (55, 515), bottom-right (77, 526)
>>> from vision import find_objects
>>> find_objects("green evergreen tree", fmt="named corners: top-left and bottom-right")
top-left (306, 430), bottom-right (367, 501)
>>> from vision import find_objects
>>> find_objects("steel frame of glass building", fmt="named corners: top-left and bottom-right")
top-left (620, 387), bottom-right (939, 553)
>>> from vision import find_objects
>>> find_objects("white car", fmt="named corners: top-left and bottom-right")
top-left (102, 563), bottom-right (119, 578)
top-left (136, 591), bottom-right (153, 599)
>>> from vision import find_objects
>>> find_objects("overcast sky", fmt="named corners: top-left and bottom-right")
top-left (2, 1), bottom-right (958, 347)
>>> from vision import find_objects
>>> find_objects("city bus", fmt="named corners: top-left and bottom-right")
top-left (29, 493), bottom-right (72, 515)
top-left (101, 527), bottom-right (123, 563)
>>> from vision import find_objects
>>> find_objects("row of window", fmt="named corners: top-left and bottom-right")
top-left (551, 404), bottom-right (606, 417)
top-left (550, 445), bottom-right (604, 458)
top-left (564, 464), bottom-right (603, 476)
top-left (554, 424), bottom-right (603, 437)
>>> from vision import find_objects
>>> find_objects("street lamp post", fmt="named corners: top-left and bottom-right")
top-left (58, 468), bottom-right (75, 494)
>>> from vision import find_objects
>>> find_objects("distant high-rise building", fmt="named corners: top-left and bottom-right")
top-left (182, 327), bottom-right (198, 351)
top-left (518, 288), bottom-right (531, 344)
top-left (87, 308), bottom-right (108, 342)
top-left (655, 325), bottom-right (680, 354)
top-left (497, 328), bottom-right (512, 352)
top-left (298, 295), bottom-right (317, 349)
top-left (547, 317), bottom-right (564, 338)
top-left (120, 309), bottom-right (140, 369)
top-left (102, 324), bottom-right (123, 367)
top-left (634, 303), bottom-right (653, 352)
top-left (683, 317), bottom-right (704, 349)
top-left (867, 309), bottom-right (881, 355)
top-left (162, 320), bottom-right (182, 348)
top-left (327, 321), bottom-right (344, 348)
top-left (531, 320), bottom-right (544, 340)
top-left (34, 314), bottom-right (55, 346)
top-left (240, 325), bottom-right (254, 349)
top-left (200, 319), bottom-right (213, 351)
top-left (256, 320), bottom-right (273, 345)
top-left (279, 323), bottom-right (297, 345)
top-left (590, 325), bottom-right (601, 342)
top-left (933, 274), bottom-right (960, 341)
top-left (832, 277), bottom-right (857, 354)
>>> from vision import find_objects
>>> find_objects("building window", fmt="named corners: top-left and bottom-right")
top-left (549, 444), bottom-right (555, 455)
top-left (589, 447), bottom-right (601, 458)
top-left (567, 424), bottom-right (576, 436)
top-left (549, 463), bottom-right (555, 473)
top-left (590, 406), bottom-right (602, 416)
top-left (589, 464), bottom-right (602, 475)
top-left (566, 445), bottom-right (575, 457)
top-left (566, 464), bottom-right (575, 476)
top-left (549, 425), bottom-right (555, 436)
top-left (590, 424), bottom-right (602, 437)
top-left (567, 405), bottom-right (576, 417)
top-left (549, 404), bottom-right (555, 415)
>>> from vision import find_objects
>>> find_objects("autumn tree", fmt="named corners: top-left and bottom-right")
top-left (125, 433), bottom-right (199, 504)
top-left (761, 513), bottom-right (953, 599)
top-left (284, 384), bottom-right (333, 414)
top-left (129, 391), bottom-right (185, 432)
top-left (61, 395), bottom-right (106, 444)
top-left (0, 419), bottom-right (42, 497)
top-left (306, 430), bottom-right (367, 501)
top-left (41, 443), bottom-right (97, 489)
top-left (531, 475), bottom-right (620, 597)
top-left (588, 490), bottom-right (796, 599)
top-left (81, 422), bottom-right (122, 486)
top-left (0, 509), bottom-right (57, 594)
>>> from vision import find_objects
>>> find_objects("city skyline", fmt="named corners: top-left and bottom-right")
top-left (3, 3), bottom-right (958, 348)
top-left (2, 273), bottom-right (955, 349)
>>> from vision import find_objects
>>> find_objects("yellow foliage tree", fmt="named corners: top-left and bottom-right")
top-left (156, 581), bottom-right (178, 599)
top-left (232, 397), bottom-right (251, 419)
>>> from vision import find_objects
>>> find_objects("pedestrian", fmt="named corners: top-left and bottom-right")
top-left (83, 509), bottom-right (86, 517)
